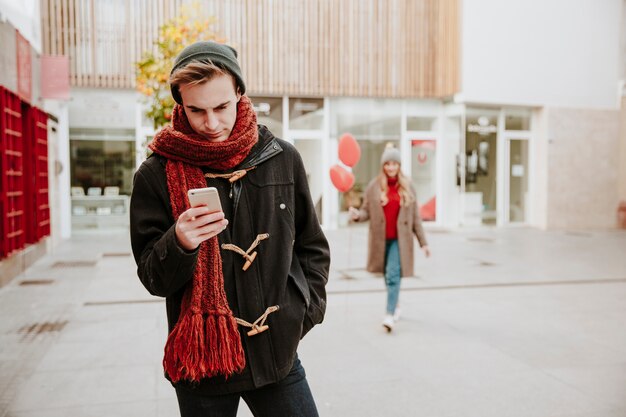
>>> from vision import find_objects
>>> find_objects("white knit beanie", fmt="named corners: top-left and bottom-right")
top-left (380, 145), bottom-right (401, 165)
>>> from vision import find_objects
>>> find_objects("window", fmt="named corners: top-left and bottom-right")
top-left (250, 96), bottom-right (283, 135)
top-left (70, 139), bottom-right (136, 196)
top-left (505, 109), bottom-right (531, 131)
top-left (407, 116), bottom-right (437, 131)
top-left (289, 98), bottom-right (324, 130)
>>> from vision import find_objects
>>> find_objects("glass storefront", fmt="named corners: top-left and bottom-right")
top-left (330, 98), bottom-right (402, 216)
top-left (246, 97), bottom-right (533, 228)
top-left (63, 89), bottom-right (534, 231)
top-left (454, 106), bottom-right (533, 226)
top-left (69, 128), bottom-right (136, 230)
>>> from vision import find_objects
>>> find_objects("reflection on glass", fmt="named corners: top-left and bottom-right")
top-left (294, 139), bottom-right (323, 222)
top-left (331, 98), bottom-right (402, 140)
top-left (289, 98), bottom-right (324, 130)
top-left (336, 117), bottom-right (401, 140)
top-left (442, 115), bottom-right (463, 187)
top-left (505, 108), bottom-right (531, 130)
top-left (347, 140), bottom-right (400, 212)
top-left (509, 140), bottom-right (529, 222)
top-left (411, 140), bottom-right (436, 221)
top-left (407, 116), bottom-right (437, 131)
top-left (329, 98), bottom-right (403, 216)
top-left (70, 139), bottom-right (136, 196)
top-left (250, 96), bottom-right (283, 135)
top-left (465, 108), bottom-right (499, 225)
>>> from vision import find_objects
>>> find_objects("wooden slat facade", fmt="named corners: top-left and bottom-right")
top-left (41, 0), bottom-right (460, 98)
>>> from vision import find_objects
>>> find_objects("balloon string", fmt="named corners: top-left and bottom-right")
top-left (348, 221), bottom-right (352, 267)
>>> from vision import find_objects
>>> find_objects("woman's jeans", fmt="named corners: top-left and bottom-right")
top-left (175, 356), bottom-right (319, 417)
top-left (384, 239), bottom-right (401, 315)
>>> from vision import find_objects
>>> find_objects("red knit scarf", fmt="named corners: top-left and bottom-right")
top-left (149, 95), bottom-right (258, 383)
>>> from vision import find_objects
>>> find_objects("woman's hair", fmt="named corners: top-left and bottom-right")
top-left (169, 60), bottom-right (238, 92)
top-left (378, 164), bottom-right (415, 207)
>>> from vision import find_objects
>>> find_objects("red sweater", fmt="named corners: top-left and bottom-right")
top-left (383, 177), bottom-right (401, 239)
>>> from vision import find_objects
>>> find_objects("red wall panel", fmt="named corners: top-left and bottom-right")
top-left (0, 87), bottom-right (49, 259)
top-left (0, 87), bottom-right (26, 258)
top-left (32, 107), bottom-right (50, 241)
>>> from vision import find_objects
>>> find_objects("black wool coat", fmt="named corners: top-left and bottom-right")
top-left (130, 126), bottom-right (330, 395)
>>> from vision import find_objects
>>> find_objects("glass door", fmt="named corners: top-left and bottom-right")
top-left (405, 112), bottom-right (439, 223)
top-left (464, 108), bottom-right (499, 226)
top-left (410, 139), bottom-right (437, 221)
top-left (503, 108), bottom-right (532, 225)
top-left (293, 138), bottom-right (324, 222)
top-left (506, 138), bottom-right (530, 223)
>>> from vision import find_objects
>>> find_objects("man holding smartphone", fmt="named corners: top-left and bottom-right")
top-left (130, 41), bottom-right (330, 417)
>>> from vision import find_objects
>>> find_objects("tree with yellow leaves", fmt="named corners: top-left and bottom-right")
top-left (135, 4), bottom-right (226, 129)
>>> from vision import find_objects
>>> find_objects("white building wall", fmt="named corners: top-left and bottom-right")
top-left (618, 5), bottom-right (626, 205)
top-left (620, 97), bottom-right (626, 203)
top-left (0, 0), bottom-right (41, 53)
top-left (460, 0), bottom-right (623, 110)
top-left (529, 109), bottom-right (549, 229)
top-left (545, 107), bottom-right (620, 229)
top-left (69, 88), bottom-right (138, 129)
top-left (461, 0), bottom-right (624, 229)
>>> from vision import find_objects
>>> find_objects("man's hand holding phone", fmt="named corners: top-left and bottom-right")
top-left (176, 187), bottom-right (227, 251)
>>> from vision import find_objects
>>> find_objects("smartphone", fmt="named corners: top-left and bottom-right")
top-left (187, 187), bottom-right (223, 213)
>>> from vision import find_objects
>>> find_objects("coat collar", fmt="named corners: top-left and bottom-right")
top-left (237, 125), bottom-right (283, 169)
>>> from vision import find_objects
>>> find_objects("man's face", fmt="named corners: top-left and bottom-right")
top-left (179, 73), bottom-right (241, 142)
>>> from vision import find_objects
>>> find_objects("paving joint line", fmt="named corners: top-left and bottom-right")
top-left (327, 278), bottom-right (626, 295)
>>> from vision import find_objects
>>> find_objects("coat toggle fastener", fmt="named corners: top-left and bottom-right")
top-left (221, 233), bottom-right (270, 271)
top-left (205, 167), bottom-right (256, 198)
top-left (235, 305), bottom-right (280, 336)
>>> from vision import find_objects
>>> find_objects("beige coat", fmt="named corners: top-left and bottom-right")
top-left (355, 179), bottom-right (428, 277)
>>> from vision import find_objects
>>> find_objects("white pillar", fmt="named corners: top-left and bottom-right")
top-left (43, 99), bottom-right (71, 239)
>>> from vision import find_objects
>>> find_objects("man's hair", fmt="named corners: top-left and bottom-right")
top-left (169, 60), bottom-right (238, 94)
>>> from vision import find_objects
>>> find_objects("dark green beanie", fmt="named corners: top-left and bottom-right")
top-left (169, 41), bottom-right (246, 104)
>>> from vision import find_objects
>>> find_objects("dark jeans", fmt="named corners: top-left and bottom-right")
top-left (175, 357), bottom-right (319, 417)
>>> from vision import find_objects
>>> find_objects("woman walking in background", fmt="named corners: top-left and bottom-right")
top-left (349, 144), bottom-right (430, 332)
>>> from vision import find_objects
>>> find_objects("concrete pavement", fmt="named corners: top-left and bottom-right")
top-left (1, 225), bottom-right (625, 416)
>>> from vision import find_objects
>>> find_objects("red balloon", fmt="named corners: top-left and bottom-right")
top-left (329, 164), bottom-right (355, 193)
top-left (338, 133), bottom-right (361, 167)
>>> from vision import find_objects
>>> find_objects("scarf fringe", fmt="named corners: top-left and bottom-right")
top-left (163, 312), bottom-right (245, 383)
top-left (216, 315), bottom-right (246, 373)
